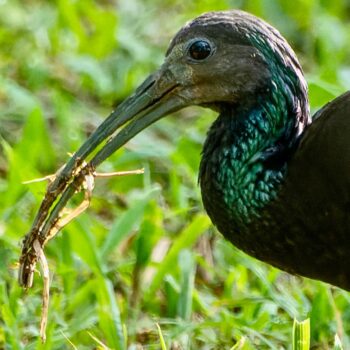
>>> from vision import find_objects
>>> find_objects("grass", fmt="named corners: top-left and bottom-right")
top-left (293, 319), bottom-right (310, 350)
top-left (1, 0), bottom-right (350, 349)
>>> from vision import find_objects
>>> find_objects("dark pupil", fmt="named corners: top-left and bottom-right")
top-left (189, 40), bottom-right (211, 60)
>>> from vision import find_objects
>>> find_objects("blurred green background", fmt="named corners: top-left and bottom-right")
top-left (1, 0), bottom-right (350, 349)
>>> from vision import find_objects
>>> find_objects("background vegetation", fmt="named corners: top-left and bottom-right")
top-left (1, 0), bottom-right (350, 349)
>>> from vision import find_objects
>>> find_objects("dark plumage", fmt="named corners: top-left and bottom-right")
top-left (55, 10), bottom-right (350, 290)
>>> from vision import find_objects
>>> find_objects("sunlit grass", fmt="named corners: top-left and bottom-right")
top-left (1, 0), bottom-right (350, 349)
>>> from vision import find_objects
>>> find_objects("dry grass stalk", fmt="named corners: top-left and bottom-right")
top-left (19, 162), bottom-right (143, 342)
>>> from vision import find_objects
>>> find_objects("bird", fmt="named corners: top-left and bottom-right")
top-left (52, 10), bottom-right (350, 291)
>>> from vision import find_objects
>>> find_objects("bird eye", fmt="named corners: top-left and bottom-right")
top-left (188, 40), bottom-right (212, 60)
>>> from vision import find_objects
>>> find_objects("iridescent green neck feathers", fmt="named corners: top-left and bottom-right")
top-left (199, 33), bottom-right (310, 230)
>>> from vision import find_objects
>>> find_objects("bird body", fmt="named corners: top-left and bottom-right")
top-left (49, 10), bottom-right (350, 290)
top-left (193, 13), bottom-right (350, 290)
top-left (269, 92), bottom-right (350, 289)
top-left (201, 94), bottom-right (350, 291)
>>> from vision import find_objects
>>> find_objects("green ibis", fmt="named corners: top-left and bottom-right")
top-left (25, 10), bottom-right (350, 290)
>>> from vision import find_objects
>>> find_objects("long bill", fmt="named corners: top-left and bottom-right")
top-left (55, 68), bottom-right (187, 185)
top-left (89, 74), bottom-right (186, 168)
top-left (19, 66), bottom-right (189, 287)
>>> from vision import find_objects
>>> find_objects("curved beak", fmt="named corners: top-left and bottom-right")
top-left (18, 65), bottom-right (191, 288)
top-left (70, 66), bottom-right (189, 169)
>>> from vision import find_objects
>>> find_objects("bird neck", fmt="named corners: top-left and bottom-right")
top-left (200, 72), bottom-right (310, 229)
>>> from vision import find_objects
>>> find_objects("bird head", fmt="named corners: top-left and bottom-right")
top-left (161, 11), bottom-right (274, 108)
top-left (81, 10), bottom-right (309, 167)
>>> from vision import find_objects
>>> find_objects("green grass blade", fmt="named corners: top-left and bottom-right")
top-left (68, 219), bottom-right (104, 275)
top-left (334, 334), bottom-right (343, 350)
top-left (95, 277), bottom-right (125, 350)
top-left (88, 331), bottom-right (111, 350)
top-left (177, 249), bottom-right (195, 320)
top-left (146, 213), bottom-right (211, 298)
top-left (230, 336), bottom-right (246, 350)
top-left (293, 319), bottom-right (310, 350)
top-left (101, 187), bottom-right (160, 257)
top-left (156, 323), bottom-right (167, 350)
top-left (123, 324), bottom-right (128, 350)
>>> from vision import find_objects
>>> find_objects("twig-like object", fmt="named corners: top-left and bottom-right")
top-left (19, 164), bottom-right (144, 286)
top-left (18, 99), bottom-right (138, 288)
top-left (18, 80), bottom-right (150, 341)
top-left (19, 71), bottom-right (156, 288)
top-left (33, 239), bottom-right (49, 343)
top-left (30, 169), bottom-right (95, 342)
top-left (20, 163), bottom-right (143, 342)
top-left (18, 162), bottom-right (94, 288)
